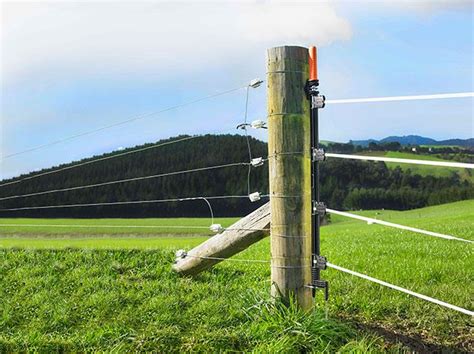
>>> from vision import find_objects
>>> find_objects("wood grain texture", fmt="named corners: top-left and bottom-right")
top-left (172, 202), bottom-right (270, 276)
top-left (267, 46), bottom-right (312, 310)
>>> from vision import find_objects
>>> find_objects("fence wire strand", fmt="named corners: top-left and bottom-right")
top-left (0, 130), bottom-right (234, 189)
top-left (326, 262), bottom-right (474, 316)
top-left (326, 153), bottom-right (474, 169)
top-left (327, 208), bottom-right (473, 243)
top-left (0, 224), bottom-right (270, 233)
top-left (3, 85), bottom-right (247, 160)
top-left (325, 92), bottom-right (473, 105)
top-left (0, 162), bottom-right (250, 202)
top-left (0, 194), bottom-right (262, 212)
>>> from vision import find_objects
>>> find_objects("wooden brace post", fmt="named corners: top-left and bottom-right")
top-left (172, 202), bottom-right (270, 276)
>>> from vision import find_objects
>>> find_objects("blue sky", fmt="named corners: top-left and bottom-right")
top-left (1, 0), bottom-right (473, 180)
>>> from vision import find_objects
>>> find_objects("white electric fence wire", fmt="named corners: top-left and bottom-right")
top-left (0, 195), bottom-right (254, 212)
top-left (327, 262), bottom-right (474, 316)
top-left (325, 92), bottom-right (474, 105)
top-left (326, 208), bottom-right (472, 243)
top-left (2, 86), bottom-right (247, 160)
top-left (326, 153), bottom-right (474, 169)
top-left (0, 162), bottom-right (250, 201)
top-left (0, 130), bottom-right (235, 189)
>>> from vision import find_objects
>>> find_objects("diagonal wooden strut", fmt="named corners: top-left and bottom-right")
top-left (172, 202), bottom-right (270, 276)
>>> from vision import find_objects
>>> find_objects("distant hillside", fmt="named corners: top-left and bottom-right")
top-left (0, 135), bottom-right (268, 218)
top-left (1, 134), bottom-right (472, 218)
top-left (351, 135), bottom-right (473, 147)
top-left (437, 138), bottom-right (474, 147)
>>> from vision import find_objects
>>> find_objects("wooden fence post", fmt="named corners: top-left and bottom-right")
top-left (267, 46), bottom-right (312, 310)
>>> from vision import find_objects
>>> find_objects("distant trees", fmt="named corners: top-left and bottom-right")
top-left (0, 135), bottom-right (472, 217)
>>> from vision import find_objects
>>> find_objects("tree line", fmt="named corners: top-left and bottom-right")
top-left (0, 135), bottom-right (472, 218)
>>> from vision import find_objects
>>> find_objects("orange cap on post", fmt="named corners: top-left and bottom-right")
top-left (309, 46), bottom-right (318, 81)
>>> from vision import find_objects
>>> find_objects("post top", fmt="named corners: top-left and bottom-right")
top-left (267, 46), bottom-right (308, 62)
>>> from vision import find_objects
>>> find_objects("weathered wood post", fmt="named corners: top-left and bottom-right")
top-left (172, 202), bottom-right (270, 275)
top-left (267, 46), bottom-right (312, 310)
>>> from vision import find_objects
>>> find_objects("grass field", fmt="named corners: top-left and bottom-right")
top-left (0, 217), bottom-right (238, 236)
top-left (0, 200), bottom-right (473, 351)
top-left (360, 151), bottom-right (474, 182)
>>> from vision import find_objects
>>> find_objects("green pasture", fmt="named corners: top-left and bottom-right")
top-left (0, 200), bottom-right (472, 351)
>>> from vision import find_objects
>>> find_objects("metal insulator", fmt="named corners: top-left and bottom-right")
top-left (251, 120), bottom-right (267, 129)
top-left (210, 224), bottom-right (224, 233)
top-left (249, 78), bottom-right (264, 88)
top-left (312, 201), bottom-right (326, 216)
top-left (312, 148), bottom-right (326, 162)
top-left (251, 157), bottom-right (264, 167)
top-left (311, 95), bottom-right (325, 109)
top-left (249, 192), bottom-right (261, 202)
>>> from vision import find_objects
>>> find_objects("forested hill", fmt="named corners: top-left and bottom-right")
top-left (351, 135), bottom-right (474, 148)
top-left (0, 134), bottom-right (472, 218)
top-left (0, 135), bottom-right (268, 218)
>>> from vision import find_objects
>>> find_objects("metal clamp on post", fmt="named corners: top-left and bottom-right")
top-left (312, 148), bottom-right (326, 162)
top-left (311, 95), bottom-right (326, 109)
top-left (175, 249), bottom-right (187, 260)
top-left (314, 279), bottom-right (329, 301)
top-left (304, 80), bottom-right (319, 98)
top-left (249, 78), bottom-right (263, 88)
top-left (313, 255), bottom-right (327, 270)
top-left (312, 201), bottom-right (326, 216)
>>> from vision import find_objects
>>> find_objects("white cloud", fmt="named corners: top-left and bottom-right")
top-left (1, 1), bottom-right (352, 84)
top-left (347, 0), bottom-right (472, 13)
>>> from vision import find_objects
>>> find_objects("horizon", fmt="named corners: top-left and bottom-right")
top-left (1, 0), bottom-right (473, 180)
